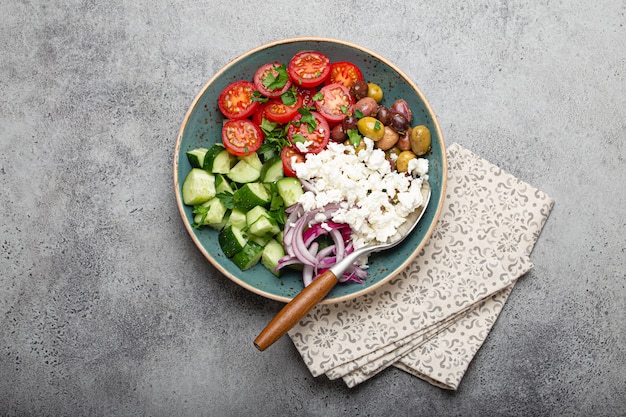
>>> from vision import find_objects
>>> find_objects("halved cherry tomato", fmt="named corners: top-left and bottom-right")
top-left (222, 119), bottom-right (264, 156)
top-left (280, 146), bottom-right (305, 177)
top-left (251, 102), bottom-right (271, 126)
top-left (325, 62), bottom-right (363, 89)
top-left (315, 83), bottom-right (354, 124)
top-left (287, 51), bottom-right (331, 88)
top-left (264, 95), bottom-right (303, 124)
top-left (287, 110), bottom-right (330, 154)
top-left (217, 80), bottom-right (259, 120)
top-left (253, 62), bottom-right (292, 98)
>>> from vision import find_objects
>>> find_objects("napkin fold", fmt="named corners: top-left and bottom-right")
top-left (288, 143), bottom-right (555, 389)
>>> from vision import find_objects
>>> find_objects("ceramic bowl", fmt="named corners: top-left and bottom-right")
top-left (174, 37), bottom-right (447, 303)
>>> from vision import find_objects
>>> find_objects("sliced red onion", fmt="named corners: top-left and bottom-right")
top-left (275, 202), bottom-right (369, 286)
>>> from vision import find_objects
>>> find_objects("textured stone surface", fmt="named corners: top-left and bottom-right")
top-left (1, 0), bottom-right (624, 415)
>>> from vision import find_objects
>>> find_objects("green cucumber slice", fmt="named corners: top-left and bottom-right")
top-left (193, 197), bottom-right (228, 227)
top-left (262, 238), bottom-right (285, 276)
top-left (232, 241), bottom-right (264, 270)
top-left (186, 147), bottom-right (209, 168)
top-left (276, 177), bottom-right (304, 207)
top-left (246, 205), bottom-right (280, 237)
top-left (182, 168), bottom-right (216, 206)
top-left (215, 174), bottom-right (234, 194)
top-left (240, 152), bottom-right (263, 171)
top-left (227, 208), bottom-right (247, 230)
top-left (218, 225), bottom-right (248, 258)
top-left (260, 156), bottom-right (284, 183)
top-left (227, 159), bottom-right (261, 183)
top-left (233, 182), bottom-right (271, 211)
top-left (205, 145), bottom-right (236, 174)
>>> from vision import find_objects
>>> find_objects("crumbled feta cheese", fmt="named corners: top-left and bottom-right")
top-left (293, 138), bottom-right (428, 252)
top-left (408, 157), bottom-right (429, 179)
top-left (295, 140), bottom-right (312, 153)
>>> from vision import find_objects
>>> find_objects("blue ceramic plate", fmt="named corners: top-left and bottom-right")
top-left (174, 37), bottom-right (447, 303)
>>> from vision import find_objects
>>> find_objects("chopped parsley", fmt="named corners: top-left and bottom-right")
top-left (262, 64), bottom-right (289, 91)
top-left (347, 129), bottom-right (362, 147)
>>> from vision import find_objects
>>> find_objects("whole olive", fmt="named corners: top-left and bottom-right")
top-left (344, 138), bottom-right (366, 154)
top-left (350, 80), bottom-right (369, 101)
top-left (367, 82), bottom-right (383, 103)
top-left (409, 125), bottom-right (431, 156)
top-left (397, 132), bottom-right (411, 151)
top-left (354, 97), bottom-right (378, 118)
top-left (390, 112), bottom-right (410, 133)
top-left (390, 99), bottom-right (413, 123)
top-left (385, 146), bottom-right (402, 159)
top-left (357, 116), bottom-right (385, 141)
top-left (330, 123), bottom-right (347, 142)
top-left (396, 150), bottom-right (417, 173)
top-left (342, 115), bottom-right (358, 132)
top-left (374, 126), bottom-right (399, 151)
top-left (376, 105), bottom-right (391, 125)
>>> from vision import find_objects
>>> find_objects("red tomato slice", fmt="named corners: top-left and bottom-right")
top-left (251, 102), bottom-right (271, 126)
top-left (222, 119), bottom-right (264, 156)
top-left (287, 111), bottom-right (330, 154)
top-left (264, 95), bottom-right (303, 124)
top-left (280, 146), bottom-right (305, 178)
top-left (325, 62), bottom-right (363, 89)
top-left (217, 80), bottom-right (259, 119)
top-left (315, 83), bottom-right (354, 124)
top-left (253, 62), bottom-right (292, 98)
top-left (287, 51), bottom-right (331, 88)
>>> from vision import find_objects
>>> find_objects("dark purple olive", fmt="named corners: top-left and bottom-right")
top-left (350, 80), bottom-right (369, 101)
top-left (330, 123), bottom-right (347, 142)
top-left (342, 115), bottom-right (358, 132)
top-left (376, 105), bottom-right (391, 125)
top-left (390, 99), bottom-right (413, 123)
top-left (354, 97), bottom-right (378, 117)
top-left (397, 132), bottom-right (411, 151)
top-left (390, 112), bottom-right (410, 133)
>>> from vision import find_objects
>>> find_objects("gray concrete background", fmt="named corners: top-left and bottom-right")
top-left (1, 0), bottom-right (624, 415)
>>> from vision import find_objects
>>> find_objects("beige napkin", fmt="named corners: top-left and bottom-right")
top-left (288, 143), bottom-right (555, 389)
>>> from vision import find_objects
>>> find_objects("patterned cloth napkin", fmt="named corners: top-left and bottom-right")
top-left (288, 143), bottom-right (555, 389)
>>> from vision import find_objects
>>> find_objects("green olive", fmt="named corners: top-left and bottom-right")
top-left (357, 116), bottom-right (385, 141)
top-left (396, 150), bottom-right (417, 173)
top-left (344, 138), bottom-right (366, 154)
top-left (367, 82), bottom-right (383, 103)
top-left (385, 146), bottom-right (402, 159)
top-left (409, 125), bottom-right (431, 156)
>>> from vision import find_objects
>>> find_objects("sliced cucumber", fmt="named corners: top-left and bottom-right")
top-left (182, 168), bottom-right (216, 206)
top-left (241, 152), bottom-right (263, 172)
top-left (260, 156), bottom-right (284, 183)
top-left (227, 208), bottom-right (248, 230)
top-left (249, 234), bottom-right (271, 247)
top-left (227, 159), bottom-right (261, 183)
top-left (246, 205), bottom-right (281, 237)
top-left (204, 144), bottom-right (235, 174)
top-left (193, 197), bottom-right (228, 227)
top-left (233, 182), bottom-right (271, 211)
top-left (186, 147), bottom-right (209, 168)
top-left (262, 238), bottom-right (285, 277)
top-left (232, 241), bottom-right (264, 270)
top-left (215, 174), bottom-right (234, 194)
top-left (218, 225), bottom-right (248, 258)
top-left (276, 177), bottom-right (304, 207)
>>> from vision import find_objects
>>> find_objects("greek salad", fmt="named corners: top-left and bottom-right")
top-left (181, 50), bottom-right (432, 286)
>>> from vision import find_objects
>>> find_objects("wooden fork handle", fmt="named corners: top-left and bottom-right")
top-left (254, 270), bottom-right (339, 351)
